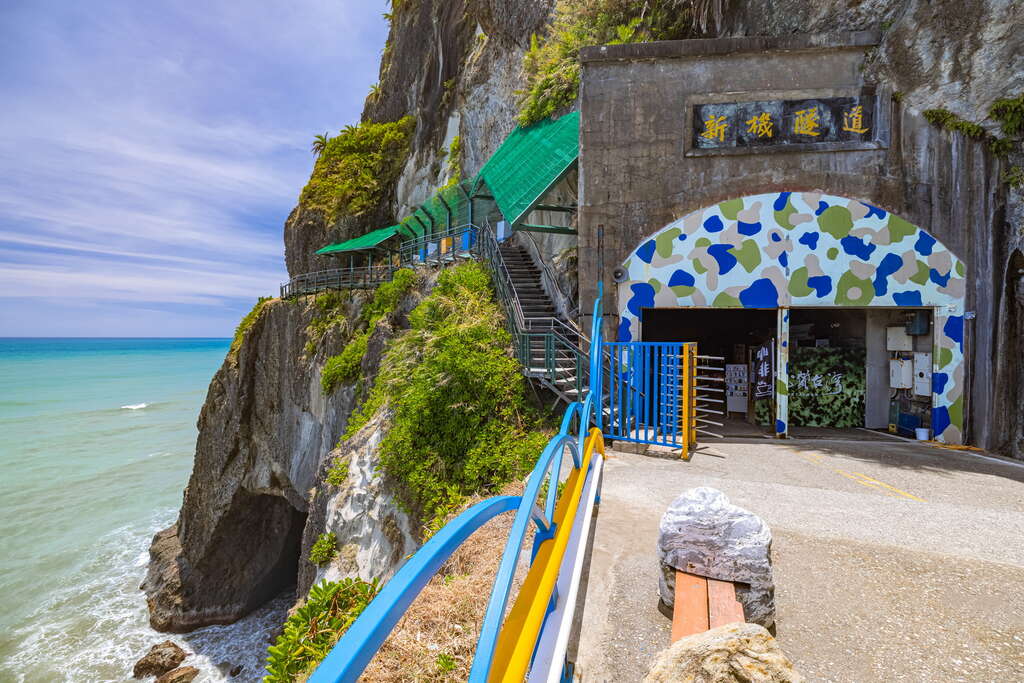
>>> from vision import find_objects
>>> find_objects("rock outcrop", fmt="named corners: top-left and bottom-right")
top-left (143, 291), bottom-right (411, 631)
top-left (658, 487), bottom-right (775, 628)
top-left (155, 667), bottom-right (200, 683)
top-left (132, 641), bottom-right (187, 679)
top-left (643, 622), bottom-right (802, 683)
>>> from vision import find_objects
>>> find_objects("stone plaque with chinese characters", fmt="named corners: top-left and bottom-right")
top-left (692, 96), bottom-right (876, 153)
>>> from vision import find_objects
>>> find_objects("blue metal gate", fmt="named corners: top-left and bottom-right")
top-left (604, 342), bottom-right (697, 453)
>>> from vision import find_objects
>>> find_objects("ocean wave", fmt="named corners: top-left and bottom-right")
top-left (0, 510), bottom-right (285, 682)
top-left (121, 403), bottom-right (149, 410)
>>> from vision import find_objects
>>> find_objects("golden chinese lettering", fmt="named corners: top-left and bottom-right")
top-left (745, 112), bottom-right (774, 138)
top-left (700, 114), bottom-right (728, 142)
top-left (842, 105), bottom-right (870, 134)
top-left (793, 107), bottom-right (821, 136)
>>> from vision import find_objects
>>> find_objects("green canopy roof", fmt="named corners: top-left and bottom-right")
top-left (477, 111), bottom-right (579, 227)
top-left (315, 224), bottom-right (401, 254)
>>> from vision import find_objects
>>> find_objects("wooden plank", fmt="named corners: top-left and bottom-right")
top-left (707, 578), bottom-right (745, 628)
top-left (671, 571), bottom-right (709, 642)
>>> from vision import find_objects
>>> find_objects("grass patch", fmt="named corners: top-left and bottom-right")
top-left (228, 296), bottom-right (272, 362)
top-left (309, 532), bottom-right (338, 566)
top-left (264, 578), bottom-right (378, 682)
top-left (347, 262), bottom-right (551, 531)
top-left (922, 108), bottom-right (986, 139)
top-left (305, 291), bottom-right (350, 355)
top-left (321, 333), bottom-right (369, 393)
top-left (299, 116), bottom-right (415, 223)
top-left (518, 0), bottom-right (708, 126)
top-left (321, 269), bottom-right (418, 395)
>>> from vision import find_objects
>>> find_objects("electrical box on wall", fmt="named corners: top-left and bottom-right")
top-left (906, 310), bottom-right (930, 336)
top-left (890, 358), bottom-right (913, 389)
top-left (913, 352), bottom-right (932, 396)
top-left (886, 326), bottom-right (913, 351)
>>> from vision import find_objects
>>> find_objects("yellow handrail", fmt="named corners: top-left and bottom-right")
top-left (487, 428), bottom-right (605, 681)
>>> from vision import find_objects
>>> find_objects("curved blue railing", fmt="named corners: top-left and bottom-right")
top-left (308, 285), bottom-right (604, 683)
top-left (307, 496), bottom-right (519, 681)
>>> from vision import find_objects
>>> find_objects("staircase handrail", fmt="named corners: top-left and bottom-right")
top-left (306, 288), bottom-right (606, 683)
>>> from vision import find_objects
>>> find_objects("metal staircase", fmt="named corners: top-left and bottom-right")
top-left (495, 243), bottom-right (585, 404)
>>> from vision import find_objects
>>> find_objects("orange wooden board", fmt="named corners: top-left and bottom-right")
top-left (671, 571), bottom-right (709, 642)
top-left (707, 577), bottom-right (745, 627)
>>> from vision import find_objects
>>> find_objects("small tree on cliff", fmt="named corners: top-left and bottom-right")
top-left (310, 132), bottom-right (330, 157)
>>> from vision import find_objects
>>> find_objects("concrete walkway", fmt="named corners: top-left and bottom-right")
top-left (575, 437), bottom-right (1024, 681)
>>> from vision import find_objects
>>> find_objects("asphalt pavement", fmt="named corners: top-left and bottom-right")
top-left (574, 435), bottom-right (1024, 681)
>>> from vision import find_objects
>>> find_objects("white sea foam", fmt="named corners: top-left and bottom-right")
top-left (121, 403), bottom-right (149, 410)
top-left (0, 510), bottom-right (286, 682)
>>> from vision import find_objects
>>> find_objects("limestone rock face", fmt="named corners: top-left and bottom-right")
top-left (297, 402), bottom-right (420, 595)
top-left (658, 487), bottom-right (775, 628)
top-left (643, 622), bottom-right (802, 683)
top-left (142, 290), bottom-right (413, 632)
top-left (132, 640), bottom-right (186, 678)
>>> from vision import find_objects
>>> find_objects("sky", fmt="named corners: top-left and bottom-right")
top-left (0, 0), bottom-right (388, 337)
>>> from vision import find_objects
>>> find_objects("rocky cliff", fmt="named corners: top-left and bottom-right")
top-left (146, 0), bottom-right (1023, 646)
top-left (145, 0), bottom-right (553, 634)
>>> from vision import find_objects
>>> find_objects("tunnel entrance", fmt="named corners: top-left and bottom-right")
top-left (639, 306), bottom-right (935, 439)
top-left (641, 308), bottom-right (777, 436)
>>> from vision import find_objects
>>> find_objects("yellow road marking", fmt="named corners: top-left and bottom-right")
top-left (846, 470), bottom-right (927, 502)
top-left (796, 452), bottom-right (926, 502)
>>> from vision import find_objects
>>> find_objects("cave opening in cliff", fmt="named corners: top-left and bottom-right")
top-left (200, 490), bottom-right (308, 615)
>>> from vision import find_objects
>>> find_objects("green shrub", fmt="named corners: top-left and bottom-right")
top-left (228, 296), bottom-right (272, 362)
top-left (264, 578), bottom-right (378, 681)
top-left (326, 458), bottom-right (349, 486)
top-left (321, 331), bottom-right (369, 394)
top-left (309, 532), bottom-right (338, 566)
top-left (518, 0), bottom-right (704, 126)
top-left (922, 108), bottom-right (986, 139)
top-left (321, 270), bottom-right (418, 394)
top-left (1004, 166), bottom-right (1024, 190)
top-left (305, 291), bottom-right (350, 355)
top-left (352, 262), bottom-right (551, 530)
top-left (299, 116), bottom-right (415, 223)
top-left (361, 268), bottom-right (417, 325)
top-left (990, 93), bottom-right (1024, 137)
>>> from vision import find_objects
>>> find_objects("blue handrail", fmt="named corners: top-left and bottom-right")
top-left (306, 496), bottom-right (520, 683)
top-left (307, 284), bottom-right (605, 682)
top-left (468, 284), bottom-right (603, 681)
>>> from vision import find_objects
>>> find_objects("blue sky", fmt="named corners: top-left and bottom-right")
top-left (0, 0), bottom-right (387, 336)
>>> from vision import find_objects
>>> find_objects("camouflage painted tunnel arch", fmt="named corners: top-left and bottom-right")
top-left (617, 192), bottom-right (967, 444)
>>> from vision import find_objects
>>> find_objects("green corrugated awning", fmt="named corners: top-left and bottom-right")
top-left (315, 224), bottom-right (401, 254)
top-left (477, 111), bottom-right (579, 227)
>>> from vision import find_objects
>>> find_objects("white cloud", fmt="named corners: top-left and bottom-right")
top-left (0, 0), bottom-right (388, 335)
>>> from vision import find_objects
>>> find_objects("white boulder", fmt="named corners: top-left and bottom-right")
top-left (658, 487), bottom-right (775, 628)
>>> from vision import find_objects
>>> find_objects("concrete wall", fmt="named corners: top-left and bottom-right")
top-left (577, 32), bottom-right (1013, 451)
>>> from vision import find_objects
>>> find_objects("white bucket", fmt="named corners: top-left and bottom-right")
top-left (915, 427), bottom-right (930, 441)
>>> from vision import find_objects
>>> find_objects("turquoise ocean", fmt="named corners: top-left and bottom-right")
top-left (0, 339), bottom-right (288, 682)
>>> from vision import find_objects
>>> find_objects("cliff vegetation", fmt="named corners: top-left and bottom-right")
top-left (519, 0), bottom-right (719, 125)
top-left (299, 116), bottom-right (416, 223)
top-left (339, 262), bottom-right (551, 532)
top-left (320, 268), bottom-right (418, 393)
top-left (264, 578), bottom-right (379, 682)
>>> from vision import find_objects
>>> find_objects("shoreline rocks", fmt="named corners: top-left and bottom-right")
top-left (132, 640), bottom-right (187, 679)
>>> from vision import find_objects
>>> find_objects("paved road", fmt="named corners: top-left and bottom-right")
top-left (574, 437), bottom-right (1024, 681)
